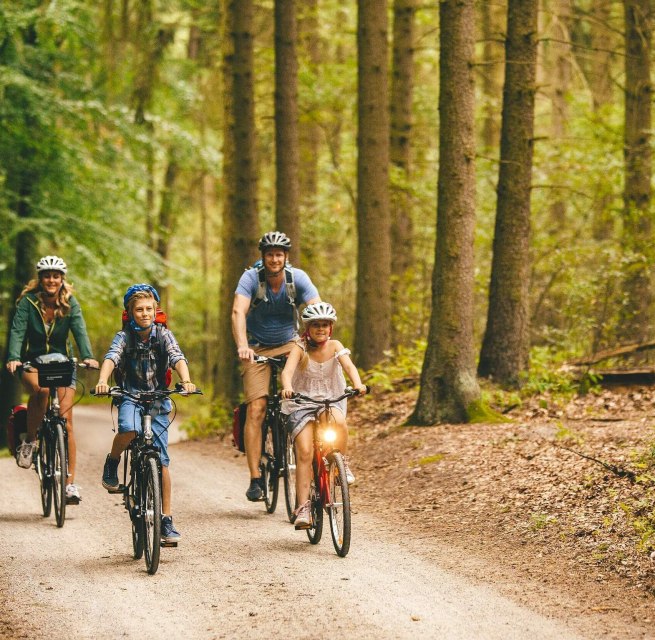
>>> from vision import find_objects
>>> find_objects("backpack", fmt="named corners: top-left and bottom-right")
top-left (248, 261), bottom-right (299, 327)
top-left (6, 404), bottom-right (27, 457)
top-left (115, 308), bottom-right (173, 389)
top-left (232, 402), bottom-right (247, 453)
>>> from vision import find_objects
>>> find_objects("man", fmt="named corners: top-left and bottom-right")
top-left (232, 231), bottom-right (320, 501)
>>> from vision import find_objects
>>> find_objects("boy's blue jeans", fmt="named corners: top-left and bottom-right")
top-left (117, 399), bottom-right (171, 466)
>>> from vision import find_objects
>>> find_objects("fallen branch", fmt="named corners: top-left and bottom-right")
top-left (568, 340), bottom-right (655, 366)
top-left (555, 445), bottom-right (637, 483)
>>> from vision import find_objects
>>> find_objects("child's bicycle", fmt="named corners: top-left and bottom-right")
top-left (252, 354), bottom-right (288, 515)
top-left (92, 384), bottom-right (202, 575)
top-left (18, 354), bottom-right (96, 528)
top-left (289, 387), bottom-right (367, 557)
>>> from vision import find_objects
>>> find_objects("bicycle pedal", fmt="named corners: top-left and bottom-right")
top-left (160, 540), bottom-right (178, 548)
top-left (294, 522), bottom-right (312, 530)
top-left (106, 485), bottom-right (125, 494)
top-left (65, 496), bottom-right (81, 505)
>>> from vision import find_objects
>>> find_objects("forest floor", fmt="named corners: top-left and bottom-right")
top-left (347, 381), bottom-right (655, 635)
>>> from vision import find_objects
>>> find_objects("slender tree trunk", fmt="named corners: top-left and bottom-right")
top-left (478, 0), bottom-right (538, 386)
top-left (620, 0), bottom-right (653, 343)
top-left (216, 0), bottom-right (259, 404)
top-left (355, 0), bottom-right (391, 370)
top-left (479, 0), bottom-right (505, 151)
top-left (390, 0), bottom-right (416, 348)
top-left (274, 0), bottom-right (300, 264)
top-left (411, 0), bottom-right (480, 424)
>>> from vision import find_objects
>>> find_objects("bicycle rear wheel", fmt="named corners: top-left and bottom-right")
top-left (328, 452), bottom-right (351, 557)
top-left (52, 422), bottom-right (67, 528)
top-left (283, 428), bottom-right (297, 522)
top-left (262, 422), bottom-right (279, 514)
top-left (306, 461), bottom-right (323, 545)
top-left (37, 431), bottom-right (52, 518)
top-left (143, 457), bottom-right (162, 575)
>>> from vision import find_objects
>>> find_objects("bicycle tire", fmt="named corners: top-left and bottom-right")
top-left (283, 428), bottom-right (297, 522)
top-left (52, 422), bottom-right (67, 528)
top-left (143, 456), bottom-right (162, 575)
top-left (129, 452), bottom-right (144, 560)
top-left (306, 460), bottom-right (323, 545)
top-left (262, 422), bottom-right (279, 514)
top-left (37, 431), bottom-right (52, 518)
top-left (328, 452), bottom-right (351, 557)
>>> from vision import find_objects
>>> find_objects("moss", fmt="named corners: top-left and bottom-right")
top-left (417, 453), bottom-right (445, 466)
top-left (466, 399), bottom-right (511, 424)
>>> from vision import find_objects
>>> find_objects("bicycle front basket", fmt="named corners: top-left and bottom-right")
top-left (35, 355), bottom-right (74, 388)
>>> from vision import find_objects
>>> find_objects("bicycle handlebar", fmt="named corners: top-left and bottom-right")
top-left (91, 384), bottom-right (203, 401)
top-left (253, 354), bottom-right (287, 367)
top-left (290, 386), bottom-right (369, 405)
top-left (17, 358), bottom-right (99, 373)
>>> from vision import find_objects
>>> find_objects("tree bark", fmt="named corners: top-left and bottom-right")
top-left (274, 0), bottom-right (300, 264)
top-left (479, 0), bottom-right (505, 151)
top-left (411, 0), bottom-right (480, 424)
top-left (620, 0), bottom-right (653, 343)
top-left (355, 0), bottom-right (391, 370)
top-left (478, 0), bottom-right (538, 387)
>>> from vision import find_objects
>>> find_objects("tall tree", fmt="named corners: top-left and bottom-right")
top-left (354, 0), bottom-right (391, 370)
top-left (479, 0), bottom-right (505, 151)
top-left (478, 0), bottom-right (538, 386)
top-left (620, 0), bottom-right (652, 343)
top-left (274, 0), bottom-right (300, 264)
top-left (390, 0), bottom-right (416, 347)
top-left (216, 0), bottom-right (259, 404)
top-left (411, 0), bottom-right (480, 424)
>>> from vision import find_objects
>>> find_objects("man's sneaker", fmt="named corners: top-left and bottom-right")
top-left (245, 477), bottom-right (264, 502)
top-left (65, 483), bottom-right (81, 505)
top-left (294, 500), bottom-right (312, 529)
top-left (101, 454), bottom-right (120, 492)
top-left (343, 457), bottom-right (356, 485)
top-left (161, 516), bottom-right (181, 542)
top-left (16, 441), bottom-right (37, 469)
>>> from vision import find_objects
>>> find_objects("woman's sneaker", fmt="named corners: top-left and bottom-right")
top-left (161, 516), bottom-right (181, 542)
top-left (65, 483), bottom-right (81, 505)
top-left (294, 500), bottom-right (312, 529)
top-left (16, 441), bottom-right (37, 469)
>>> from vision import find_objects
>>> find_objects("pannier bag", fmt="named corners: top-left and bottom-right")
top-left (35, 353), bottom-right (74, 388)
top-left (232, 403), bottom-right (247, 453)
top-left (6, 404), bottom-right (27, 456)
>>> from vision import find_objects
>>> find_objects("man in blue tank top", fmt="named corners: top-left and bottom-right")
top-left (232, 231), bottom-right (320, 501)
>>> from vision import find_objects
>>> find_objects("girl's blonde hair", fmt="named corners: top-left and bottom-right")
top-left (18, 276), bottom-right (74, 319)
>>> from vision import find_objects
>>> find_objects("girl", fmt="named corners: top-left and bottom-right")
top-left (281, 302), bottom-right (367, 528)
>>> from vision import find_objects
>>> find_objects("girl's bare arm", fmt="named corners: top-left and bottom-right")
top-left (335, 341), bottom-right (367, 394)
top-left (281, 344), bottom-right (304, 397)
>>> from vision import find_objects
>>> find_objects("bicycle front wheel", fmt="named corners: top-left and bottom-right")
top-left (52, 422), bottom-right (67, 528)
top-left (283, 428), bottom-right (297, 522)
top-left (129, 453), bottom-right (144, 560)
top-left (262, 422), bottom-right (279, 514)
top-left (143, 457), bottom-right (162, 575)
top-left (328, 452), bottom-right (351, 557)
top-left (306, 461), bottom-right (323, 545)
top-left (37, 431), bottom-right (52, 517)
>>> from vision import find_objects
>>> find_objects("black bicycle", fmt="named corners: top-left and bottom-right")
top-left (92, 385), bottom-right (202, 575)
top-left (252, 354), bottom-right (289, 515)
top-left (19, 354), bottom-right (94, 528)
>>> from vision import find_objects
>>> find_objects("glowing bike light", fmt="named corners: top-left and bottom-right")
top-left (323, 428), bottom-right (337, 443)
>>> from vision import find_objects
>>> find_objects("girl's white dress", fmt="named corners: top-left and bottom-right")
top-left (281, 349), bottom-right (349, 441)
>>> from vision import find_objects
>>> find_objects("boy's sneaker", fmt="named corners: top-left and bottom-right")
top-left (343, 457), bottom-right (356, 485)
top-left (161, 516), bottom-right (181, 542)
top-left (16, 441), bottom-right (37, 469)
top-left (245, 477), bottom-right (264, 502)
top-left (65, 483), bottom-right (81, 504)
top-left (294, 500), bottom-right (312, 529)
top-left (101, 454), bottom-right (120, 492)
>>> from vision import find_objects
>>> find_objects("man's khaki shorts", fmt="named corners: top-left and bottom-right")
top-left (241, 341), bottom-right (298, 404)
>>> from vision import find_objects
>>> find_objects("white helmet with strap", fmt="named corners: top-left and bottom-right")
top-left (36, 255), bottom-right (67, 275)
top-left (301, 302), bottom-right (337, 324)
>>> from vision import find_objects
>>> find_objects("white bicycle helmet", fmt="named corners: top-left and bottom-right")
top-left (36, 255), bottom-right (67, 275)
top-left (258, 231), bottom-right (292, 252)
top-left (301, 302), bottom-right (337, 324)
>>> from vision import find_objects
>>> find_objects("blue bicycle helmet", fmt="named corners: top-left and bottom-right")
top-left (123, 283), bottom-right (160, 309)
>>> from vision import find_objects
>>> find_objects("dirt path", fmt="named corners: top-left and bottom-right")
top-left (0, 405), bottom-right (644, 639)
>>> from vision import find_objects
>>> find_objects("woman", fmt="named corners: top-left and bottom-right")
top-left (6, 255), bottom-right (98, 503)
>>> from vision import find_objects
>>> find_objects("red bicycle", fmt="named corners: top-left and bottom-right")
top-left (290, 387), bottom-right (366, 557)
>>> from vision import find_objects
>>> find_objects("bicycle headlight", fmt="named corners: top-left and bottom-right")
top-left (322, 428), bottom-right (337, 443)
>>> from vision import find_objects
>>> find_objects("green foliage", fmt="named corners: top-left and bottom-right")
top-left (363, 340), bottom-right (426, 391)
top-left (180, 396), bottom-right (231, 440)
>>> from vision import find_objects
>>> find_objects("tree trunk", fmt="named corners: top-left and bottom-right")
top-left (390, 0), bottom-right (416, 348)
top-left (411, 0), bottom-right (480, 424)
top-left (479, 0), bottom-right (505, 151)
top-left (274, 0), bottom-right (300, 264)
top-left (620, 0), bottom-right (653, 343)
top-left (216, 0), bottom-right (260, 405)
top-left (355, 0), bottom-right (391, 370)
top-left (477, 0), bottom-right (538, 387)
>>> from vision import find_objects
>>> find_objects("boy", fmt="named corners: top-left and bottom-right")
top-left (95, 284), bottom-right (196, 542)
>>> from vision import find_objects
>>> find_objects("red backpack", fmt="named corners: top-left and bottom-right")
top-left (116, 308), bottom-right (173, 388)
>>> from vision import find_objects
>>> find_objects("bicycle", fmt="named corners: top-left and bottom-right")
top-left (92, 384), bottom-right (202, 575)
top-left (252, 354), bottom-right (288, 515)
top-left (18, 353), bottom-right (95, 528)
top-left (289, 387), bottom-right (366, 557)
